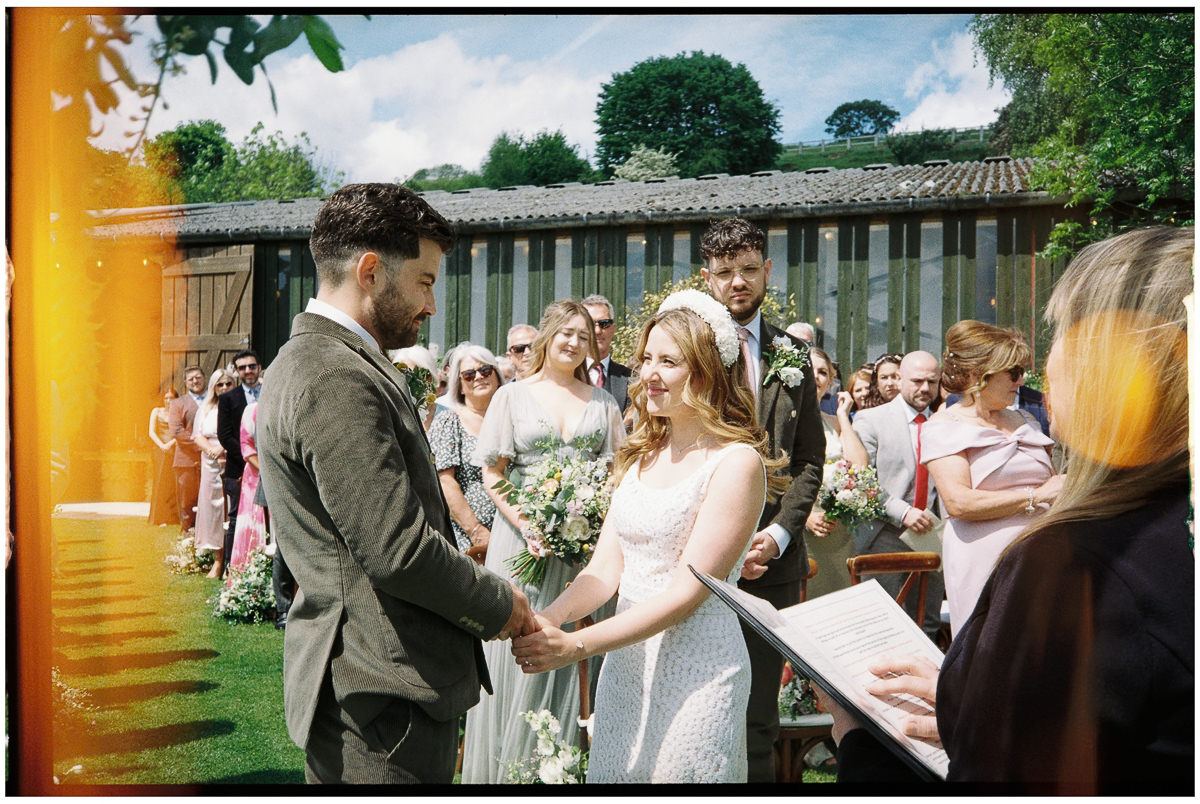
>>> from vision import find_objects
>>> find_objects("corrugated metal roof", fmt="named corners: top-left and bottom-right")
top-left (90, 157), bottom-right (1051, 241)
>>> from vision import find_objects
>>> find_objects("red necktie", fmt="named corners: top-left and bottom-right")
top-left (593, 361), bottom-right (605, 388)
top-left (912, 413), bottom-right (928, 510)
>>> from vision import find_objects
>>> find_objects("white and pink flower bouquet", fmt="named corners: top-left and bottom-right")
top-left (494, 452), bottom-right (612, 587)
top-left (817, 459), bottom-right (885, 525)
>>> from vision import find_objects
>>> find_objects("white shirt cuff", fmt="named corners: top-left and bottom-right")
top-left (765, 523), bottom-right (791, 558)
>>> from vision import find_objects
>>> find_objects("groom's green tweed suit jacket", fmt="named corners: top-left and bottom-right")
top-left (258, 312), bottom-right (514, 749)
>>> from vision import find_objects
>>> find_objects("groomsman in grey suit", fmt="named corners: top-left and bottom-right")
top-left (582, 293), bottom-right (632, 413)
top-left (850, 350), bottom-right (945, 635)
top-left (702, 218), bottom-right (825, 783)
top-left (258, 183), bottom-right (537, 784)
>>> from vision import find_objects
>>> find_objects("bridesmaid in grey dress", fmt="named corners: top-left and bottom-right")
top-left (461, 300), bottom-right (623, 784)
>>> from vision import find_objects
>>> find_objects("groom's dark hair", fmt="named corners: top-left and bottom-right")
top-left (700, 217), bottom-right (766, 261)
top-left (310, 183), bottom-right (455, 287)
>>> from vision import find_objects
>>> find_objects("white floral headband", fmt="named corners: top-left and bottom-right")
top-left (657, 289), bottom-right (740, 367)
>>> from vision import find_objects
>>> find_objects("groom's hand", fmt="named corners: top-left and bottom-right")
top-left (740, 530), bottom-right (778, 580)
top-left (494, 584), bottom-right (539, 641)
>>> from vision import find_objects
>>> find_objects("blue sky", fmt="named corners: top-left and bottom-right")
top-left (100, 13), bottom-right (1011, 183)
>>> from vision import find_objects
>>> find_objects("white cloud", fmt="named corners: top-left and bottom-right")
top-left (895, 31), bottom-right (1009, 132)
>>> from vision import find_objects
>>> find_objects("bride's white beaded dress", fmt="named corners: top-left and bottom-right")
top-left (587, 443), bottom-right (763, 783)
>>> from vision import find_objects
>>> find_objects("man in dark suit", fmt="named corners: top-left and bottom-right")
top-left (217, 348), bottom-right (262, 574)
top-left (257, 183), bottom-right (536, 784)
top-left (169, 365), bottom-right (207, 533)
top-left (702, 218), bottom-right (825, 783)
top-left (582, 293), bottom-right (632, 413)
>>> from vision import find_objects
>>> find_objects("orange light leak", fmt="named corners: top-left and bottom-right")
top-left (10, 10), bottom-right (195, 794)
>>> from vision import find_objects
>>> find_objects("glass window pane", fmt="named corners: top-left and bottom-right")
top-left (512, 238), bottom-right (529, 329)
top-left (626, 233), bottom-right (645, 311)
top-left (919, 221), bottom-right (943, 354)
top-left (673, 231), bottom-right (692, 283)
top-left (866, 223), bottom-right (889, 361)
top-left (975, 218), bottom-right (998, 323)
top-left (431, 248), bottom-right (446, 355)
top-left (767, 226), bottom-right (787, 302)
top-left (471, 239), bottom-right (487, 345)
top-left (555, 235), bottom-right (572, 302)
top-left (816, 225), bottom-right (838, 358)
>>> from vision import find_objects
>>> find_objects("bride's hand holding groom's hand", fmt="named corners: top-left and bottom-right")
top-left (510, 614), bottom-right (580, 674)
top-left (493, 585), bottom-right (540, 642)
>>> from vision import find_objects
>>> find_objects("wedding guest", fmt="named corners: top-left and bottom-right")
top-left (505, 323), bottom-right (538, 378)
top-left (169, 366), bottom-right (207, 534)
top-left (193, 369), bottom-right (236, 577)
top-left (461, 299), bottom-right (624, 784)
top-left (583, 294), bottom-right (633, 413)
top-left (512, 291), bottom-right (786, 782)
top-left (847, 367), bottom-right (875, 414)
top-left (228, 401), bottom-right (266, 573)
top-left (218, 350), bottom-right (263, 576)
top-left (785, 321), bottom-right (815, 344)
top-left (803, 347), bottom-right (869, 599)
top-left (922, 321), bottom-right (1063, 637)
top-left (864, 353), bottom-right (902, 408)
top-left (429, 343), bottom-right (504, 552)
top-left (496, 355), bottom-right (516, 382)
top-left (831, 226), bottom-right (1194, 793)
top-left (147, 387), bottom-right (179, 526)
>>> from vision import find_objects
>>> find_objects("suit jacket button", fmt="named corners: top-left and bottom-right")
top-left (790, 410), bottom-right (796, 418)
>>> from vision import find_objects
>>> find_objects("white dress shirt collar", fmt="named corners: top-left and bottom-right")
top-left (900, 397), bottom-right (932, 422)
top-left (305, 297), bottom-right (381, 354)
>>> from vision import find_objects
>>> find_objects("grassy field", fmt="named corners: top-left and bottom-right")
top-left (777, 139), bottom-right (993, 172)
top-left (45, 512), bottom-right (834, 787)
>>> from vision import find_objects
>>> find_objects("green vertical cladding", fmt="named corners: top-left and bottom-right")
top-left (571, 231), bottom-right (586, 299)
top-left (1013, 209), bottom-right (1034, 351)
top-left (541, 234), bottom-right (556, 314)
top-left (253, 244), bottom-right (274, 361)
top-left (690, 224), bottom-right (706, 275)
top-left (641, 228), bottom-right (659, 294)
top-left (657, 225), bottom-right (674, 294)
top-left (887, 219), bottom-right (906, 352)
top-left (942, 215), bottom-right (961, 337)
top-left (485, 234), bottom-right (501, 355)
top-left (995, 211), bottom-right (1014, 329)
top-left (786, 220), bottom-right (804, 319)
top-left (802, 221), bottom-right (819, 327)
top-left (527, 232), bottom-right (544, 327)
top-left (499, 232), bottom-right (514, 353)
top-left (852, 219), bottom-right (870, 369)
top-left (959, 212), bottom-right (977, 327)
top-left (904, 216), bottom-right (921, 354)
top-left (602, 229), bottom-right (627, 315)
top-left (836, 219), bottom-right (855, 371)
top-left (1032, 212), bottom-right (1054, 368)
top-left (584, 230), bottom-right (599, 298)
top-left (451, 237), bottom-right (473, 349)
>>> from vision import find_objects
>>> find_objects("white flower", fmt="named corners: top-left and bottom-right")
top-left (836, 489), bottom-right (855, 505)
top-left (561, 514), bottom-right (590, 543)
top-left (773, 335), bottom-right (793, 350)
top-left (778, 366), bottom-right (805, 387)
top-left (536, 733), bottom-right (556, 757)
top-left (574, 483), bottom-right (594, 502)
top-left (538, 754), bottom-right (566, 784)
top-left (657, 289), bottom-right (740, 367)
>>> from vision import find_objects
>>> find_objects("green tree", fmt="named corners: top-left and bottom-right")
top-left (613, 145), bottom-right (679, 181)
top-left (971, 13), bottom-right (1194, 250)
top-left (402, 163), bottom-right (488, 192)
top-left (480, 130), bottom-right (595, 188)
top-left (823, 99), bottom-right (901, 138)
top-left (595, 51), bottom-right (782, 178)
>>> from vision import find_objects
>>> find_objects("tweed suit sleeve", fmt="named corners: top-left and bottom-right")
top-left (289, 366), bottom-right (514, 637)
top-left (768, 353), bottom-right (825, 540)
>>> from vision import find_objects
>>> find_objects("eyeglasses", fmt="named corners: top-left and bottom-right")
top-left (508, 343), bottom-right (532, 355)
top-left (708, 265), bottom-right (765, 283)
top-left (594, 318), bottom-right (615, 329)
top-left (216, 381), bottom-right (235, 388)
top-left (235, 362), bottom-right (259, 371)
top-left (460, 366), bottom-right (496, 382)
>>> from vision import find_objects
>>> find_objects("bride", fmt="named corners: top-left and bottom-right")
top-left (511, 290), bottom-right (786, 783)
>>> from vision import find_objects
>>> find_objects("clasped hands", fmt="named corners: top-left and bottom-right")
top-left (740, 530), bottom-right (779, 580)
top-left (506, 613), bottom-right (581, 675)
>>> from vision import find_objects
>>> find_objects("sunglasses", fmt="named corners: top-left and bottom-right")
top-left (508, 343), bottom-right (532, 355)
top-left (460, 366), bottom-right (496, 382)
top-left (236, 362), bottom-right (259, 371)
top-left (594, 318), bottom-right (614, 329)
top-left (1003, 365), bottom-right (1026, 382)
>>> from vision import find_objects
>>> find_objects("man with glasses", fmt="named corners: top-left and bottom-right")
top-left (505, 323), bottom-right (537, 378)
top-left (217, 349), bottom-right (264, 576)
top-left (582, 294), bottom-right (631, 413)
top-left (701, 217), bottom-right (825, 783)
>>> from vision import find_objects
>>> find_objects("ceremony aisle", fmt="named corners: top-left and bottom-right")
top-left (47, 508), bottom-right (303, 787)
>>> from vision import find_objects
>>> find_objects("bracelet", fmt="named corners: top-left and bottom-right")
top-left (575, 638), bottom-right (585, 660)
top-left (1024, 488), bottom-right (1036, 515)
top-left (469, 523), bottom-right (484, 540)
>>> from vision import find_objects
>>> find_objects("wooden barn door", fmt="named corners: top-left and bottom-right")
top-left (160, 250), bottom-right (253, 389)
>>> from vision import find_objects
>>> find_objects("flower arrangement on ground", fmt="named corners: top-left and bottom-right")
top-left (394, 361), bottom-right (437, 417)
top-left (777, 661), bottom-right (822, 720)
top-left (506, 709), bottom-right (587, 784)
top-left (817, 460), bottom-right (885, 525)
top-left (165, 534), bottom-right (215, 575)
top-left (492, 448), bottom-right (612, 586)
top-left (211, 548), bottom-right (275, 624)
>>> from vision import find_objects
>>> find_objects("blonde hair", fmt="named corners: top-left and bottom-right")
top-left (615, 308), bottom-right (787, 497)
top-left (527, 299), bottom-right (597, 383)
top-left (1014, 226), bottom-right (1192, 546)
top-left (941, 320), bottom-right (1033, 399)
top-left (198, 368), bottom-right (237, 420)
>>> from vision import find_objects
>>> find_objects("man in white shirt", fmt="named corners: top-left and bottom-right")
top-left (505, 324), bottom-right (537, 378)
top-left (582, 294), bottom-right (631, 413)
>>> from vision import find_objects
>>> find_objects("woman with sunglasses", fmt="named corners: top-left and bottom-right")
top-left (428, 343), bottom-right (505, 552)
top-left (920, 320), bottom-right (1064, 637)
top-left (193, 368), bottom-right (237, 578)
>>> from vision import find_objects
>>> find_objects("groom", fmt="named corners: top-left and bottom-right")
top-left (702, 217), bottom-right (825, 783)
top-left (258, 183), bottom-right (537, 784)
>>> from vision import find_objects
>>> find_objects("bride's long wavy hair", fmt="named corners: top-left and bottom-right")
top-left (614, 308), bottom-right (788, 498)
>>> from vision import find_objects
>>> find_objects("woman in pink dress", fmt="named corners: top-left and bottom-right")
top-left (921, 320), bottom-right (1064, 637)
top-left (229, 401), bottom-right (266, 573)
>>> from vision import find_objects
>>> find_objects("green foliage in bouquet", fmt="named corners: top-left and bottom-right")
top-left (777, 662), bottom-right (822, 719)
top-left (507, 709), bottom-right (587, 784)
top-left (211, 549), bottom-right (276, 624)
top-left (817, 460), bottom-right (886, 526)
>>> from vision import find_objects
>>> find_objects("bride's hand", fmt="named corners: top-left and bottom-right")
top-left (806, 508), bottom-right (833, 537)
top-left (511, 616), bottom-right (581, 674)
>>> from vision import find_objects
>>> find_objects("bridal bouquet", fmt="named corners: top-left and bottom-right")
top-left (493, 452), bottom-right (612, 587)
top-left (817, 460), bottom-right (885, 525)
top-left (506, 710), bottom-right (587, 784)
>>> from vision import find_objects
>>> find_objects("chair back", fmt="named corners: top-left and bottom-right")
top-left (846, 551), bottom-right (941, 625)
top-left (799, 557), bottom-right (818, 603)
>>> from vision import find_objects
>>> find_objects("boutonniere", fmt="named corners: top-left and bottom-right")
top-left (394, 362), bottom-right (437, 415)
top-left (762, 336), bottom-right (809, 388)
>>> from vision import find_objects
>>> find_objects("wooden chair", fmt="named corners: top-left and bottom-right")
top-left (845, 551), bottom-right (942, 626)
top-left (775, 557), bottom-right (835, 782)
